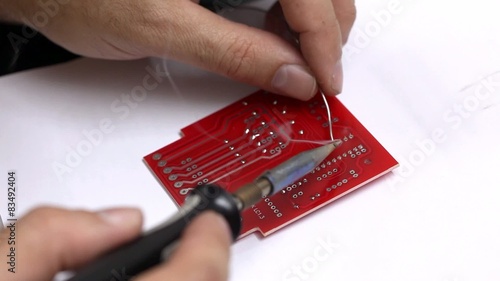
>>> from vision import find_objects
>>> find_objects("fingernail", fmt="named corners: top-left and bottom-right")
top-left (98, 208), bottom-right (142, 228)
top-left (331, 61), bottom-right (344, 95)
top-left (272, 64), bottom-right (317, 100)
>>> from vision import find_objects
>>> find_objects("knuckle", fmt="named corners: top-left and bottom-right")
top-left (19, 207), bottom-right (69, 247)
top-left (23, 206), bottom-right (65, 231)
top-left (218, 36), bottom-right (256, 80)
top-left (26, 206), bottom-right (63, 222)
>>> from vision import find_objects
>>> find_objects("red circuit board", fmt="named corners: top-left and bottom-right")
top-left (144, 91), bottom-right (398, 238)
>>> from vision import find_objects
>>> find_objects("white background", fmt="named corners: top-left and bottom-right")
top-left (1, 0), bottom-right (500, 280)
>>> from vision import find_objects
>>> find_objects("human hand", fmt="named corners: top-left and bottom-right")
top-left (6, 0), bottom-right (355, 100)
top-left (0, 207), bottom-right (231, 281)
top-left (268, 0), bottom-right (356, 97)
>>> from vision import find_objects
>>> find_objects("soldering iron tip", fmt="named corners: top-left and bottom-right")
top-left (331, 139), bottom-right (343, 148)
top-left (321, 139), bottom-right (343, 155)
top-left (309, 139), bottom-right (343, 166)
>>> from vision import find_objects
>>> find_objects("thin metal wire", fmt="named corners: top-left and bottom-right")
top-left (320, 91), bottom-right (335, 141)
top-left (161, 59), bottom-right (183, 100)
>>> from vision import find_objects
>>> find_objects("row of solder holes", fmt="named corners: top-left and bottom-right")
top-left (325, 170), bottom-right (358, 192)
top-left (270, 144), bottom-right (287, 155)
top-left (264, 197), bottom-right (282, 218)
top-left (315, 168), bottom-right (339, 181)
top-left (261, 134), bottom-right (278, 143)
top-left (175, 177), bottom-right (209, 188)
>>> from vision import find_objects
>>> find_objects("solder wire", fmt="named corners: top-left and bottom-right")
top-left (161, 59), bottom-right (183, 100)
top-left (321, 91), bottom-right (335, 141)
top-left (285, 91), bottom-right (338, 147)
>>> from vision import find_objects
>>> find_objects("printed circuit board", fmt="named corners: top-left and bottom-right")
top-left (144, 91), bottom-right (398, 237)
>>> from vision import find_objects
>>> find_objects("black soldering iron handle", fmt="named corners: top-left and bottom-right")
top-left (68, 185), bottom-right (241, 281)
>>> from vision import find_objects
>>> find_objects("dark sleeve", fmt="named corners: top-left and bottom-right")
top-left (0, 23), bottom-right (79, 76)
top-left (199, 0), bottom-right (254, 12)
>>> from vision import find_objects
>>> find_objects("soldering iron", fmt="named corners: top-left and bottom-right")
top-left (68, 140), bottom-right (341, 281)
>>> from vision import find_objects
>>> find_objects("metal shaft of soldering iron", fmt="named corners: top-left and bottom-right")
top-left (233, 139), bottom-right (343, 210)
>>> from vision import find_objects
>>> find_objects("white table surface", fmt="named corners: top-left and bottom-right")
top-left (1, 0), bottom-right (500, 280)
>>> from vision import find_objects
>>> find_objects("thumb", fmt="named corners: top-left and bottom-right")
top-left (0, 206), bottom-right (143, 281)
top-left (147, 1), bottom-right (317, 100)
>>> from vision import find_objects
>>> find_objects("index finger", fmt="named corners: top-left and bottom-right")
top-left (279, 0), bottom-right (344, 95)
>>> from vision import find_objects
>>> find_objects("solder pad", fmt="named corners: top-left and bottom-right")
top-left (144, 91), bottom-right (398, 238)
